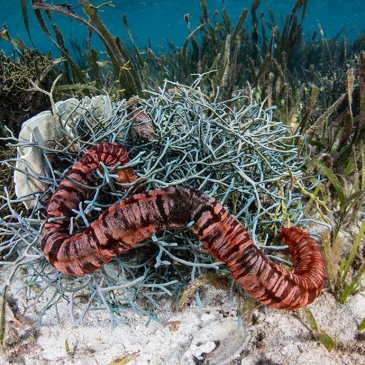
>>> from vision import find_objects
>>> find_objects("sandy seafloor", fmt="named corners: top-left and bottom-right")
top-left (0, 267), bottom-right (364, 365)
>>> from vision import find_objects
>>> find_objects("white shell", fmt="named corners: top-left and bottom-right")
top-left (13, 96), bottom-right (94, 208)
top-left (180, 319), bottom-right (248, 365)
top-left (13, 95), bottom-right (143, 208)
top-left (14, 111), bottom-right (59, 209)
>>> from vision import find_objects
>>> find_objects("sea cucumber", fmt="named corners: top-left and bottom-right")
top-left (41, 142), bottom-right (326, 310)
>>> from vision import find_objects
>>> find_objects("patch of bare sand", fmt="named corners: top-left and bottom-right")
top-left (1, 275), bottom-right (364, 365)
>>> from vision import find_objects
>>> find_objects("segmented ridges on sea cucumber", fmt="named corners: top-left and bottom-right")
top-left (41, 142), bottom-right (326, 310)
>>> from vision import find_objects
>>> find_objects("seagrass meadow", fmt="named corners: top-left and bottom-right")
top-left (0, 0), bottom-right (365, 362)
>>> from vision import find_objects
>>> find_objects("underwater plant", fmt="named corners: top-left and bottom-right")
top-left (0, 49), bottom-right (60, 144)
top-left (2, 0), bottom-right (364, 126)
top-left (303, 52), bottom-right (365, 305)
top-left (0, 77), bottom-right (323, 325)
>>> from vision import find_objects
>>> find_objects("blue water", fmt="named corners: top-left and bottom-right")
top-left (0, 0), bottom-right (364, 56)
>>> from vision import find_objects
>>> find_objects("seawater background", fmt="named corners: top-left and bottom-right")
top-left (0, 0), bottom-right (364, 56)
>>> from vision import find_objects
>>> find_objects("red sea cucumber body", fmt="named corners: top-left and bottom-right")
top-left (41, 142), bottom-right (326, 310)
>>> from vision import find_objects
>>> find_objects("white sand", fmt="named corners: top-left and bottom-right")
top-left (1, 274), bottom-right (364, 365)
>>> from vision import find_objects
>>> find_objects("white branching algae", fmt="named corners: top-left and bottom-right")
top-left (0, 78), bottom-right (324, 325)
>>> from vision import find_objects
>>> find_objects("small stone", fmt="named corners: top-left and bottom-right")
top-left (190, 341), bottom-right (217, 360)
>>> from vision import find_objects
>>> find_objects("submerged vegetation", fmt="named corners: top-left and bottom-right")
top-left (0, 0), bottom-right (364, 337)
top-left (0, 81), bottom-right (313, 326)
